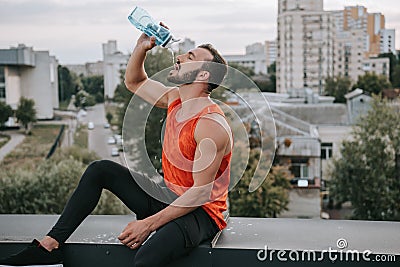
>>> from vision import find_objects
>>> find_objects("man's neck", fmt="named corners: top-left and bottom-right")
top-left (178, 84), bottom-right (212, 115)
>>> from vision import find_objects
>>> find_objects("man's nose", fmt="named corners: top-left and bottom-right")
top-left (176, 54), bottom-right (183, 62)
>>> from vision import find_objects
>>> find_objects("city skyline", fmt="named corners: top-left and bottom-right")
top-left (1, 0), bottom-right (399, 64)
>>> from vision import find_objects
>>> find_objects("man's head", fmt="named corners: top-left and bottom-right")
top-left (167, 44), bottom-right (227, 92)
top-left (197, 44), bottom-right (227, 92)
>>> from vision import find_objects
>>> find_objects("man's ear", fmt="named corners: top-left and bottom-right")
top-left (197, 70), bottom-right (210, 81)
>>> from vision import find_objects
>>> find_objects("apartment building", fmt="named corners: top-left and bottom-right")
top-left (277, 0), bottom-right (334, 95)
top-left (265, 40), bottom-right (277, 67)
top-left (380, 29), bottom-right (397, 54)
top-left (102, 40), bottom-right (129, 99)
top-left (224, 42), bottom-right (268, 75)
top-left (277, 0), bottom-right (394, 95)
top-left (66, 61), bottom-right (104, 77)
top-left (0, 44), bottom-right (59, 120)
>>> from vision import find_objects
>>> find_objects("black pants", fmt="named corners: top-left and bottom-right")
top-left (47, 160), bottom-right (219, 267)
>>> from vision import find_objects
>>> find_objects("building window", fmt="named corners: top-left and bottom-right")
top-left (290, 158), bottom-right (309, 179)
top-left (321, 143), bottom-right (333, 160)
top-left (0, 66), bottom-right (5, 100)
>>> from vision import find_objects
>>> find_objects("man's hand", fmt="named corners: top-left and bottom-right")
top-left (118, 220), bottom-right (152, 250)
top-left (136, 22), bottom-right (169, 51)
top-left (136, 33), bottom-right (156, 51)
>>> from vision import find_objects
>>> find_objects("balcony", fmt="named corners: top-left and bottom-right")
top-left (0, 215), bottom-right (399, 266)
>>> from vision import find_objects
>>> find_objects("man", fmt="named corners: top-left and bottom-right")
top-left (0, 31), bottom-right (232, 267)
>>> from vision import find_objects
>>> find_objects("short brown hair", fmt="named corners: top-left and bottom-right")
top-left (198, 44), bottom-right (228, 92)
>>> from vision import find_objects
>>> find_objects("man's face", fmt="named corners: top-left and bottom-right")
top-left (167, 47), bottom-right (213, 85)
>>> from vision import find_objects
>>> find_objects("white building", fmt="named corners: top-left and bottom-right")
top-left (66, 61), bottom-right (104, 77)
top-left (380, 29), bottom-right (397, 55)
top-left (265, 40), bottom-right (277, 67)
top-left (224, 42), bottom-right (268, 75)
top-left (102, 40), bottom-right (129, 99)
top-left (0, 44), bottom-right (59, 120)
top-left (277, 0), bottom-right (334, 95)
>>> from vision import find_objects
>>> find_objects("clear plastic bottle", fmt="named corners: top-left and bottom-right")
top-left (128, 6), bottom-right (178, 47)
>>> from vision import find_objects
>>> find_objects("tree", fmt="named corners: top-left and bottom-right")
top-left (324, 76), bottom-right (352, 103)
top-left (106, 112), bottom-right (113, 124)
top-left (330, 96), bottom-right (400, 220)
top-left (58, 66), bottom-right (77, 102)
top-left (352, 72), bottom-right (391, 95)
top-left (229, 147), bottom-right (291, 218)
top-left (74, 90), bottom-right (96, 109)
top-left (144, 47), bottom-right (174, 77)
top-left (378, 53), bottom-right (398, 84)
top-left (392, 65), bottom-right (400, 88)
top-left (81, 75), bottom-right (104, 103)
top-left (0, 102), bottom-right (13, 127)
top-left (16, 97), bottom-right (36, 134)
top-left (113, 70), bottom-right (133, 104)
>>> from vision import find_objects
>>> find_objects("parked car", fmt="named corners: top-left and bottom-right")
top-left (104, 123), bottom-right (110, 129)
top-left (88, 122), bottom-right (94, 130)
top-left (107, 136), bottom-right (116, 144)
top-left (111, 147), bottom-right (119, 157)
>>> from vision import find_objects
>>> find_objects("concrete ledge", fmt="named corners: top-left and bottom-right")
top-left (0, 215), bottom-right (399, 266)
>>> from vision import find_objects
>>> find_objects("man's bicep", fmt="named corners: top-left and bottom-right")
top-left (192, 142), bottom-right (225, 187)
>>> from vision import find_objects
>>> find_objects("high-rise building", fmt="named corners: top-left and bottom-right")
top-left (380, 29), bottom-right (397, 55)
top-left (265, 40), bottom-right (277, 67)
top-left (277, 0), bottom-right (334, 95)
top-left (277, 1), bottom-right (393, 95)
top-left (102, 40), bottom-right (129, 99)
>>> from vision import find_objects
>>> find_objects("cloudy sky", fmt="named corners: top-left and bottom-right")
top-left (1, 0), bottom-right (399, 64)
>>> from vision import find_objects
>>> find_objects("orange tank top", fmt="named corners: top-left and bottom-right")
top-left (162, 98), bottom-right (231, 230)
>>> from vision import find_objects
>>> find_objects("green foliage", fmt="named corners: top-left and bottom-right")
top-left (144, 47), bottom-right (174, 77)
top-left (16, 97), bottom-right (36, 133)
top-left (229, 147), bottom-right (291, 218)
top-left (0, 158), bottom-right (84, 214)
top-left (330, 96), bottom-right (400, 220)
top-left (106, 112), bottom-right (113, 124)
top-left (74, 90), bottom-right (96, 108)
top-left (0, 101), bottom-right (13, 126)
top-left (392, 65), bottom-right (400, 88)
top-left (58, 66), bottom-right (77, 102)
top-left (113, 70), bottom-right (133, 104)
top-left (255, 62), bottom-right (276, 92)
top-left (0, 147), bottom-right (130, 215)
top-left (81, 75), bottom-right (104, 103)
top-left (324, 76), bottom-right (352, 103)
top-left (352, 72), bottom-right (391, 95)
top-left (378, 53), bottom-right (398, 84)
top-left (226, 63), bottom-right (256, 91)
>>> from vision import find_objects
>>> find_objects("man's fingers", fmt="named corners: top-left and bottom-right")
top-left (127, 240), bottom-right (141, 250)
top-left (160, 21), bottom-right (169, 29)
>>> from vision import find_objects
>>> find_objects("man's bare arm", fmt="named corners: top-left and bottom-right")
top-left (124, 33), bottom-right (178, 108)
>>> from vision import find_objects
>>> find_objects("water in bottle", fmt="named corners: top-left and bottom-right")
top-left (128, 6), bottom-right (179, 48)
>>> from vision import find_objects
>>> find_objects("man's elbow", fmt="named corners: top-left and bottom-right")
top-left (124, 79), bottom-right (135, 92)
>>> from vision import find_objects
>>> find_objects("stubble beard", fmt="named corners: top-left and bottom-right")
top-left (167, 69), bottom-right (201, 85)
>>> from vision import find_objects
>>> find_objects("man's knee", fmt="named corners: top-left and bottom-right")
top-left (80, 160), bottom-right (114, 183)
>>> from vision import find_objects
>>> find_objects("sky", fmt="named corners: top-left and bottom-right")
top-left (1, 0), bottom-right (399, 64)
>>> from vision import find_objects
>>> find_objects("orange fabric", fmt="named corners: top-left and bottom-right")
top-left (162, 98), bottom-right (231, 230)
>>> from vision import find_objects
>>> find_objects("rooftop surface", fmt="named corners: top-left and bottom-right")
top-left (0, 215), bottom-right (399, 266)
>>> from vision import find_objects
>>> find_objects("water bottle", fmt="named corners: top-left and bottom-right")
top-left (128, 6), bottom-right (178, 47)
